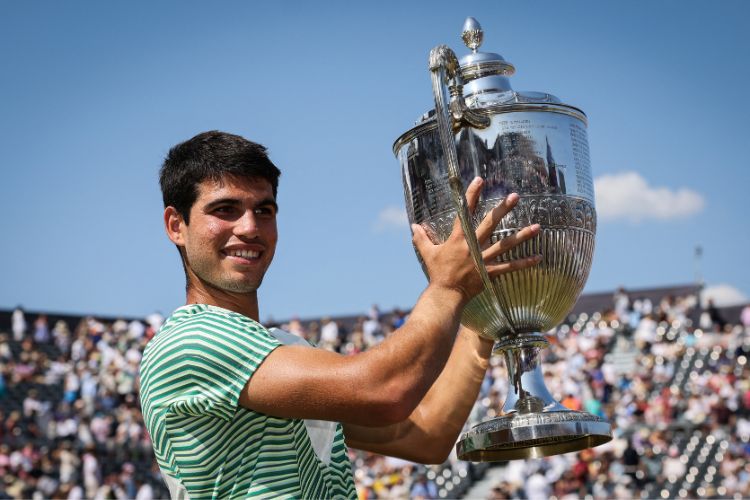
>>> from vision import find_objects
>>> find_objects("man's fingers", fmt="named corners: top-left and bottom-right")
top-left (411, 223), bottom-right (438, 254)
top-left (411, 223), bottom-right (427, 248)
top-left (449, 177), bottom-right (484, 237)
top-left (485, 255), bottom-right (542, 276)
top-left (475, 193), bottom-right (519, 242)
top-left (465, 177), bottom-right (483, 214)
top-left (482, 223), bottom-right (541, 261)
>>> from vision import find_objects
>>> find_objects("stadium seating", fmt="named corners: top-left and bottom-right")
top-left (0, 287), bottom-right (748, 499)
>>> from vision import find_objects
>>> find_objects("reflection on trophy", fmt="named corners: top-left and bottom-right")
top-left (393, 17), bottom-right (612, 460)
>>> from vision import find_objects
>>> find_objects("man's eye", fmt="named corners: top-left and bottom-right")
top-left (214, 206), bottom-right (236, 215)
top-left (254, 207), bottom-right (276, 217)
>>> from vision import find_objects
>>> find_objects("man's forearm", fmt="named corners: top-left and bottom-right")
top-left (404, 326), bottom-right (493, 459)
top-left (344, 326), bottom-right (493, 463)
top-left (356, 284), bottom-right (471, 422)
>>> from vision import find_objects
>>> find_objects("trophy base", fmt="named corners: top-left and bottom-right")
top-left (456, 410), bottom-right (612, 461)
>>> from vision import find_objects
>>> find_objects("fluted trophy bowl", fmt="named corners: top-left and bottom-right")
top-left (393, 18), bottom-right (611, 461)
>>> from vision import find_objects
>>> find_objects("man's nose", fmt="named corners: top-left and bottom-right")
top-left (235, 211), bottom-right (259, 238)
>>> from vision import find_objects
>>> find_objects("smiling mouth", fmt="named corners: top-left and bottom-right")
top-left (222, 248), bottom-right (263, 266)
top-left (227, 249), bottom-right (260, 259)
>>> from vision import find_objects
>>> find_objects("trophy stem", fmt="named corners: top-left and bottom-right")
top-left (495, 334), bottom-right (567, 415)
top-left (456, 333), bottom-right (612, 461)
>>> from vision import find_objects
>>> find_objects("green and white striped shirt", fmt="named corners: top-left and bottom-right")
top-left (139, 304), bottom-right (356, 499)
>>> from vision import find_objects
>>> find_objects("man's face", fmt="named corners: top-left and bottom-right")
top-left (169, 175), bottom-right (278, 295)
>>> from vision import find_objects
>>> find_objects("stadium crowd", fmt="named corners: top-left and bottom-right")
top-left (0, 292), bottom-right (748, 499)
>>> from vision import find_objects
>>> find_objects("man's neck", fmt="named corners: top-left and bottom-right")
top-left (185, 284), bottom-right (260, 321)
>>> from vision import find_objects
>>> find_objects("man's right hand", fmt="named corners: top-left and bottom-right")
top-left (412, 176), bottom-right (542, 304)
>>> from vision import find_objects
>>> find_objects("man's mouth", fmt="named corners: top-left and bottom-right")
top-left (228, 249), bottom-right (260, 259)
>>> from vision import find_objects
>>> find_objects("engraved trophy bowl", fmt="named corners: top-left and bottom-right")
top-left (393, 17), bottom-right (612, 461)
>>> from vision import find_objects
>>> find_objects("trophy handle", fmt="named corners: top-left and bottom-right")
top-left (429, 45), bottom-right (491, 132)
top-left (428, 45), bottom-right (500, 310)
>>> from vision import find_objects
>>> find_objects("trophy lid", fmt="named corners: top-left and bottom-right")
top-left (396, 16), bottom-right (575, 140)
top-left (458, 17), bottom-right (515, 97)
top-left (458, 17), bottom-right (561, 105)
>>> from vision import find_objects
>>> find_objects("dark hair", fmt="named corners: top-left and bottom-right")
top-left (159, 130), bottom-right (281, 223)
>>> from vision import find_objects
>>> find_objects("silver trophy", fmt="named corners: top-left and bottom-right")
top-left (393, 18), bottom-right (612, 460)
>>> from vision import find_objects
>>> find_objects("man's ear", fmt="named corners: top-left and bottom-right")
top-left (164, 206), bottom-right (186, 246)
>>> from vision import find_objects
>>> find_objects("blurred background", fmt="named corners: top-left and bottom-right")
top-left (1, 0), bottom-right (748, 498)
top-left (2, 288), bottom-right (749, 498)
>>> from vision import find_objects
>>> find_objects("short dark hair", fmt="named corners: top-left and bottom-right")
top-left (159, 130), bottom-right (281, 224)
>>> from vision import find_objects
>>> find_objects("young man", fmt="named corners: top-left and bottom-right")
top-left (139, 130), bottom-right (541, 498)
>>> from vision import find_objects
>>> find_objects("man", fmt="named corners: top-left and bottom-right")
top-left (139, 130), bottom-right (541, 498)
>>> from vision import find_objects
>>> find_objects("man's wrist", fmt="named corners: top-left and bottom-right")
top-left (461, 327), bottom-right (494, 358)
top-left (477, 335), bottom-right (495, 358)
top-left (424, 283), bottom-right (473, 309)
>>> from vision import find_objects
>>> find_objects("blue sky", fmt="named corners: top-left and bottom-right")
top-left (1, 1), bottom-right (748, 322)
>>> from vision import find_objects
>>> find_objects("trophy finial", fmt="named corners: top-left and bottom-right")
top-left (461, 17), bottom-right (483, 53)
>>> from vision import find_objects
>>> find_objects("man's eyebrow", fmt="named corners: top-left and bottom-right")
top-left (202, 197), bottom-right (278, 213)
top-left (203, 198), bottom-right (242, 211)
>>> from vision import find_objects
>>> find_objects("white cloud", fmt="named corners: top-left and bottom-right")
top-left (701, 284), bottom-right (749, 307)
top-left (594, 171), bottom-right (705, 223)
top-left (373, 206), bottom-right (409, 232)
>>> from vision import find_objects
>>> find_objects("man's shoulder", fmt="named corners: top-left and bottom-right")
top-left (157, 304), bottom-right (269, 339)
top-left (166, 303), bottom-right (264, 326)
top-left (139, 304), bottom-right (281, 404)
top-left (142, 304), bottom-right (276, 363)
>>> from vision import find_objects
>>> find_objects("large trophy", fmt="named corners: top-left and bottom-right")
top-left (393, 18), bottom-right (612, 461)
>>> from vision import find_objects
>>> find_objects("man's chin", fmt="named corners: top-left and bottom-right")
top-left (219, 280), bottom-right (262, 294)
top-left (202, 275), bottom-right (263, 295)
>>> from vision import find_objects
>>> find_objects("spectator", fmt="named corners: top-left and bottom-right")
top-left (11, 306), bottom-right (26, 341)
top-left (410, 472), bottom-right (437, 499)
top-left (741, 303), bottom-right (750, 329)
top-left (525, 469), bottom-right (550, 500)
top-left (561, 392), bottom-right (583, 411)
top-left (622, 440), bottom-right (639, 482)
top-left (613, 287), bottom-right (630, 320)
top-left (662, 446), bottom-right (686, 482)
top-left (706, 299), bottom-right (728, 331)
top-left (33, 314), bottom-right (50, 343)
top-left (319, 316), bottom-right (339, 351)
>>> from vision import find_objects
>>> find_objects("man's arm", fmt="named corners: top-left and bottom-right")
top-left (342, 325), bottom-right (493, 464)
top-left (239, 284), bottom-right (472, 425)
top-left (239, 178), bottom-right (539, 428)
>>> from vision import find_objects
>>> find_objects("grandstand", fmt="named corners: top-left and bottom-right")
top-left (0, 284), bottom-right (748, 499)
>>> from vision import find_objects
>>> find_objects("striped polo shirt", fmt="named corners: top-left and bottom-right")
top-left (139, 304), bottom-right (356, 499)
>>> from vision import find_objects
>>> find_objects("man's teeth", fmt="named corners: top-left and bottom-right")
top-left (231, 250), bottom-right (259, 259)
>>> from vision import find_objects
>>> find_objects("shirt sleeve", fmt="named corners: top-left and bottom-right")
top-left (160, 314), bottom-right (281, 421)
